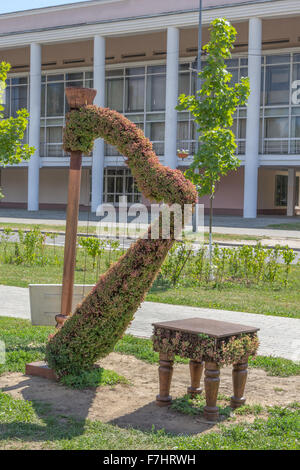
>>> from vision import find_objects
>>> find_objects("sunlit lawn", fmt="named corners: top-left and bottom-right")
top-left (0, 317), bottom-right (299, 450)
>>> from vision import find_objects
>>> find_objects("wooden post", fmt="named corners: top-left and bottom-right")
top-left (203, 361), bottom-right (220, 421)
top-left (56, 87), bottom-right (97, 328)
top-left (187, 360), bottom-right (204, 397)
top-left (156, 352), bottom-right (174, 407)
top-left (60, 150), bottom-right (82, 317)
top-left (230, 357), bottom-right (248, 409)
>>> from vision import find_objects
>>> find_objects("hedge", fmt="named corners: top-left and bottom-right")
top-left (45, 106), bottom-right (197, 376)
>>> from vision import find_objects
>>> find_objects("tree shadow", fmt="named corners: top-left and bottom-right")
top-left (0, 376), bottom-right (232, 444)
top-left (109, 401), bottom-right (226, 436)
top-left (0, 374), bottom-right (96, 444)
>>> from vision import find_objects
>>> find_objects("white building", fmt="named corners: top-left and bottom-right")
top-left (0, 0), bottom-right (300, 217)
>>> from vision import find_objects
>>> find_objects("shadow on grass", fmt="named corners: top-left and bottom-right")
top-left (0, 375), bottom-right (96, 445)
top-left (108, 399), bottom-right (230, 436)
top-left (0, 377), bottom-right (230, 445)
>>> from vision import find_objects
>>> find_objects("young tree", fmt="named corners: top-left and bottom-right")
top-left (177, 18), bottom-right (250, 271)
top-left (0, 62), bottom-right (34, 198)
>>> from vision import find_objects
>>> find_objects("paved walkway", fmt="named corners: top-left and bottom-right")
top-left (0, 285), bottom-right (299, 361)
top-left (1, 209), bottom-right (300, 239)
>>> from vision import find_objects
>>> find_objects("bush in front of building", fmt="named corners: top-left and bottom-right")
top-left (0, 62), bottom-right (34, 199)
top-left (158, 240), bottom-right (296, 288)
top-left (0, 226), bottom-right (50, 266)
top-left (45, 105), bottom-right (198, 377)
top-left (177, 18), bottom-right (250, 273)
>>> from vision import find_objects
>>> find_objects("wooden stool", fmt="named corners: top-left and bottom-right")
top-left (152, 318), bottom-right (259, 422)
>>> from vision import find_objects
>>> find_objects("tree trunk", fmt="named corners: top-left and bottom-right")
top-left (209, 189), bottom-right (214, 279)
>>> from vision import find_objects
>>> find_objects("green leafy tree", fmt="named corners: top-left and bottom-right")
top-left (177, 18), bottom-right (250, 270)
top-left (0, 62), bottom-right (34, 198)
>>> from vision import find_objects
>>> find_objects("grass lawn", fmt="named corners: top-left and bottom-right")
top-left (148, 278), bottom-right (300, 319)
top-left (0, 317), bottom-right (299, 450)
top-left (0, 240), bottom-right (300, 318)
top-left (0, 392), bottom-right (298, 450)
top-left (0, 221), bottom-right (264, 242)
top-left (1, 317), bottom-right (299, 380)
top-left (267, 223), bottom-right (300, 231)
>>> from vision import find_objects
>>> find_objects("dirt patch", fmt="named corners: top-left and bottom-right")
top-left (0, 353), bottom-right (299, 435)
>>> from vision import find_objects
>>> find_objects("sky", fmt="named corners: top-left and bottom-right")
top-left (0, 0), bottom-right (91, 15)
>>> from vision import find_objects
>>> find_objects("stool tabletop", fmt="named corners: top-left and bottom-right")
top-left (152, 318), bottom-right (259, 339)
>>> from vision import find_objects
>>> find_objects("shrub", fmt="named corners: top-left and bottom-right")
top-left (159, 241), bottom-right (297, 288)
top-left (79, 236), bottom-right (105, 270)
top-left (0, 226), bottom-right (48, 266)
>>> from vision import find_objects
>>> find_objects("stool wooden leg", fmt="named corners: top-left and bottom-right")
top-left (156, 352), bottom-right (174, 407)
top-left (203, 361), bottom-right (220, 421)
top-left (230, 357), bottom-right (248, 409)
top-left (187, 360), bottom-right (204, 397)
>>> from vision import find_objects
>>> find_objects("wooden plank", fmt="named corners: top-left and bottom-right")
top-left (153, 317), bottom-right (259, 339)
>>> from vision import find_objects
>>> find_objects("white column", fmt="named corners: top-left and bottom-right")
top-left (164, 27), bottom-right (179, 169)
top-left (243, 18), bottom-right (262, 218)
top-left (287, 168), bottom-right (296, 216)
top-left (28, 43), bottom-right (41, 211)
top-left (92, 35), bottom-right (106, 212)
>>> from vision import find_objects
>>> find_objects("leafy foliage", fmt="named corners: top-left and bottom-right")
top-left (171, 394), bottom-right (232, 418)
top-left (177, 18), bottom-right (250, 197)
top-left (0, 317), bottom-right (299, 384)
top-left (60, 367), bottom-right (129, 389)
top-left (152, 327), bottom-right (259, 366)
top-left (160, 240), bottom-right (297, 288)
top-left (0, 62), bottom-right (34, 198)
top-left (248, 355), bottom-right (300, 377)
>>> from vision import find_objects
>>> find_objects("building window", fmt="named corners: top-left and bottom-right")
top-left (3, 76), bottom-right (28, 120)
top-left (275, 175), bottom-right (288, 206)
top-left (176, 58), bottom-right (248, 156)
top-left (261, 53), bottom-right (300, 154)
top-left (103, 168), bottom-right (141, 204)
top-left (265, 65), bottom-right (290, 106)
top-left (275, 174), bottom-right (300, 207)
top-left (39, 70), bottom-right (93, 157)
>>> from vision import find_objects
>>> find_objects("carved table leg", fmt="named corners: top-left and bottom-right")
top-left (203, 361), bottom-right (220, 421)
top-left (187, 360), bottom-right (204, 397)
top-left (156, 352), bottom-right (174, 407)
top-left (230, 357), bottom-right (248, 409)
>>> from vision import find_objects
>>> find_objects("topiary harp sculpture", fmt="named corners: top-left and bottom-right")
top-left (45, 88), bottom-right (198, 377)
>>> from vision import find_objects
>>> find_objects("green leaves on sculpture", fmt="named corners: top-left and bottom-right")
top-left (45, 106), bottom-right (197, 377)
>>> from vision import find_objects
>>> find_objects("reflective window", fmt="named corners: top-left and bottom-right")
top-left (125, 74), bottom-right (144, 112)
top-left (146, 74), bottom-right (166, 111)
top-left (265, 117), bottom-right (289, 138)
top-left (106, 78), bottom-right (123, 112)
top-left (103, 168), bottom-right (141, 204)
top-left (275, 175), bottom-right (288, 206)
top-left (265, 65), bottom-right (290, 105)
top-left (46, 83), bottom-right (64, 116)
top-left (3, 76), bottom-right (28, 120)
top-left (261, 53), bottom-right (300, 154)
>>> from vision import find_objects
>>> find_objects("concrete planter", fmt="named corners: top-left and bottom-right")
top-left (29, 284), bottom-right (94, 326)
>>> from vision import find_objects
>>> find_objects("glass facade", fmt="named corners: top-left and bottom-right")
top-left (275, 174), bottom-right (299, 207)
top-left (3, 58), bottom-right (249, 160)
top-left (105, 65), bottom-right (166, 158)
top-left (261, 53), bottom-right (300, 154)
top-left (3, 52), bottom-right (300, 197)
top-left (4, 53), bottom-right (300, 158)
top-left (103, 168), bottom-right (141, 204)
top-left (40, 71), bottom-right (93, 157)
